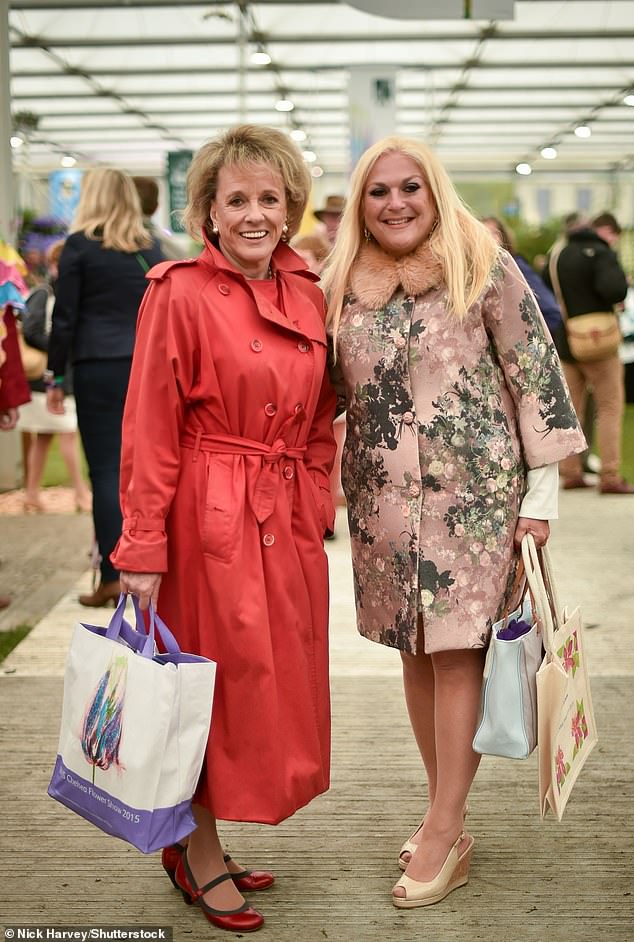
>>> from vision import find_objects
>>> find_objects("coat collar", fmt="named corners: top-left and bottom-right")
top-left (350, 240), bottom-right (444, 310)
top-left (199, 231), bottom-right (319, 282)
top-left (198, 232), bottom-right (325, 343)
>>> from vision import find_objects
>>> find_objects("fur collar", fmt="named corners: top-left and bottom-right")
top-left (350, 240), bottom-right (444, 309)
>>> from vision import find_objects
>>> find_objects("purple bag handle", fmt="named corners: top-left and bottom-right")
top-left (105, 593), bottom-right (181, 658)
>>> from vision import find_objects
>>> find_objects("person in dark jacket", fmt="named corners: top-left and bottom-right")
top-left (482, 217), bottom-right (562, 336)
top-left (47, 168), bottom-right (164, 606)
top-left (543, 212), bottom-right (632, 494)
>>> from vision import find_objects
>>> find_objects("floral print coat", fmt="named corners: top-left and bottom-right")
top-left (332, 242), bottom-right (586, 654)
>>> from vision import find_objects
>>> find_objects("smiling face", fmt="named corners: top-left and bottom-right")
top-left (363, 151), bottom-right (437, 258)
top-left (210, 162), bottom-right (287, 279)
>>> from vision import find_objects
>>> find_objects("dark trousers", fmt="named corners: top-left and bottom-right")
top-left (74, 358), bottom-right (131, 583)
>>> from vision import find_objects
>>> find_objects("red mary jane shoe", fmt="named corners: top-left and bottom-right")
top-left (174, 851), bottom-right (264, 933)
top-left (161, 843), bottom-right (274, 893)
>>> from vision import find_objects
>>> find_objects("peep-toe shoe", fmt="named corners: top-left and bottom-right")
top-left (393, 831), bottom-right (474, 908)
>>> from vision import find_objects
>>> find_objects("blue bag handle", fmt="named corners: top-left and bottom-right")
top-left (105, 593), bottom-right (181, 658)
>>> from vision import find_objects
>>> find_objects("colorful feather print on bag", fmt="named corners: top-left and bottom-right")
top-left (81, 655), bottom-right (127, 784)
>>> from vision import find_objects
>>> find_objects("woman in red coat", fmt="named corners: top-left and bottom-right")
top-left (112, 125), bottom-right (336, 933)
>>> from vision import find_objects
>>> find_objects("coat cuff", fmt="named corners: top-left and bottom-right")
top-left (110, 516), bottom-right (168, 573)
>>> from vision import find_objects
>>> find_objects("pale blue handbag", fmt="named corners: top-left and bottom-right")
top-left (473, 554), bottom-right (544, 760)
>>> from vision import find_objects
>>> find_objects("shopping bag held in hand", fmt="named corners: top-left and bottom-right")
top-left (48, 594), bottom-right (216, 853)
top-left (473, 553), bottom-right (543, 760)
top-left (522, 535), bottom-right (598, 821)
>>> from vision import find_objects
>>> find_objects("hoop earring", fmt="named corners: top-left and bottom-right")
top-left (364, 227), bottom-right (372, 242)
top-left (281, 220), bottom-right (289, 242)
top-left (428, 217), bottom-right (439, 238)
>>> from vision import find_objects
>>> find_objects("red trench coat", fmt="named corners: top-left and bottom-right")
top-left (112, 237), bottom-right (337, 825)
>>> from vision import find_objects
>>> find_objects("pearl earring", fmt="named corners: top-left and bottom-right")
top-left (212, 221), bottom-right (219, 234)
top-left (281, 220), bottom-right (289, 242)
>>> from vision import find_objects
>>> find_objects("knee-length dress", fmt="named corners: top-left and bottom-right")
top-left (112, 237), bottom-right (336, 824)
top-left (333, 242), bottom-right (586, 654)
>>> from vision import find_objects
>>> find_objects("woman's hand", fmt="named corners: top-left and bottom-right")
top-left (514, 517), bottom-right (550, 550)
top-left (0, 408), bottom-right (18, 431)
top-left (120, 571), bottom-right (162, 610)
top-left (46, 386), bottom-right (66, 415)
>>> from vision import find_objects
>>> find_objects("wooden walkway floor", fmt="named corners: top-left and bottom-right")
top-left (1, 493), bottom-right (633, 942)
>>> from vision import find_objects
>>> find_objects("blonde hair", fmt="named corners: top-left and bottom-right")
top-left (322, 136), bottom-right (499, 340)
top-left (183, 124), bottom-right (311, 243)
top-left (71, 168), bottom-right (152, 252)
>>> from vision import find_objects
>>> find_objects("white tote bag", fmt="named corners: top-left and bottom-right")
top-left (522, 536), bottom-right (598, 821)
top-left (473, 556), bottom-right (542, 760)
top-left (48, 595), bottom-right (216, 853)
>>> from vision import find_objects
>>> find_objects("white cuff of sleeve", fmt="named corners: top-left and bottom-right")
top-left (519, 463), bottom-right (559, 520)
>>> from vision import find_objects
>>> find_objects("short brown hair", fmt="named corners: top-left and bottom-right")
top-left (183, 124), bottom-right (311, 243)
top-left (46, 238), bottom-right (66, 267)
top-left (292, 233), bottom-right (331, 263)
top-left (592, 211), bottom-right (622, 235)
top-left (133, 176), bottom-right (159, 216)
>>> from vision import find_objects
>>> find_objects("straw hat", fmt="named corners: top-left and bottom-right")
top-left (314, 195), bottom-right (345, 220)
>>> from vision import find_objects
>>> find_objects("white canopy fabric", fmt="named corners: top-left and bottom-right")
top-left (7, 0), bottom-right (634, 175)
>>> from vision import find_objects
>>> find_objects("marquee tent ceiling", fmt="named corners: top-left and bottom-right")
top-left (7, 0), bottom-right (634, 177)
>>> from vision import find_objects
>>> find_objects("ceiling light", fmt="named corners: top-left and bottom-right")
top-left (574, 125), bottom-right (591, 139)
top-left (290, 128), bottom-right (307, 142)
top-left (251, 48), bottom-right (271, 66)
top-left (10, 135), bottom-right (24, 148)
top-left (275, 99), bottom-right (294, 112)
top-left (540, 146), bottom-right (558, 160)
top-left (302, 150), bottom-right (317, 163)
top-left (515, 162), bottom-right (532, 176)
top-left (310, 165), bottom-right (324, 178)
top-left (623, 94), bottom-right (634, 107)
top-left (60, 154), bottom-right (77, 167)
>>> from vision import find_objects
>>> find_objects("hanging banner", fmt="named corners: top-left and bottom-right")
top-left (48, 169), bottom-right (83, 225)
top-left (166, 150), bottom-right (193, 234)
top-left (349, 66), bottom-right (397, 170)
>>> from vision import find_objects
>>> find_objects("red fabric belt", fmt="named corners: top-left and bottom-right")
top-left (180, 429), bottom-right (307, 523)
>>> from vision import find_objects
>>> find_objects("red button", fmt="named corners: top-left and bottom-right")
top-left (218, 283), bottom-right (230, 296)
top-left (251, 339), bottom-right (263, 352)
top-left (283, 466), bottom-right (294, 480)
top-left (294, 403), bottom-right (304, 414)
top-left (263, 533), bottom-right (275, 547)
top-left (264, 403), bottom-right (277, 417)
top-left (298, 341), bottom-right (310, 353)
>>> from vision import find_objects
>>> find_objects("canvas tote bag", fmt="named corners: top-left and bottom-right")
top-left (48, 594), bottom-right (216, 852)
top-left (522, 536), bottom-right (598, 821)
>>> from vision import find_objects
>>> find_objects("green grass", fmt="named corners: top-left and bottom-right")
top-left (0, 623), bottom-right (32, 662)
top-left (38, 435), bottom-right (89, 488)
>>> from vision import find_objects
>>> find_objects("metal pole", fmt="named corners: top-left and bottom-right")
top-left (238, 2), bottom-right (247, 121)
top-left (0, 0), bottom-right (15, 244)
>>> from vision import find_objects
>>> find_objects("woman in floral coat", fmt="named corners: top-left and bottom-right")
top-left (322, 138), bottom-right (585, 909)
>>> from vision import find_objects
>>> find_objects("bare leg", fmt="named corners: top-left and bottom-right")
top-left (186, 805), bottom-right (246, 910)
top-left (394, 646), bottom-right (485, 894)
top-left (24, 433), bottom-right (52, 507)
top-left (57, 431), bottom-right (92, 510)
top-left (399, 617), bottom-right (437, 861)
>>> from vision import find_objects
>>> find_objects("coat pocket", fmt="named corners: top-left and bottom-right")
top-left (201, 455), bottom-right (240, 561)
